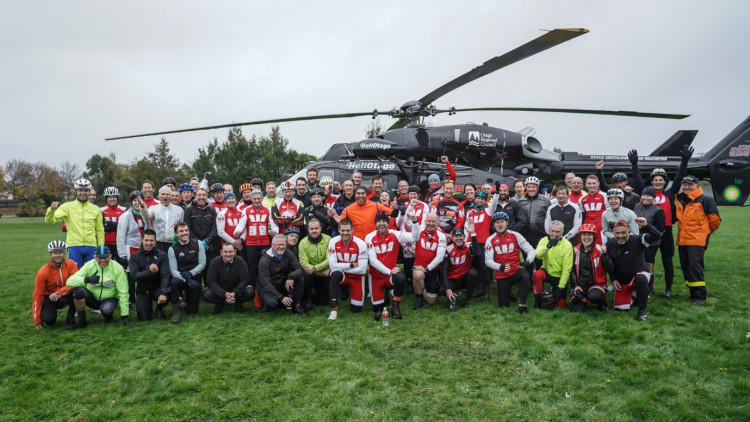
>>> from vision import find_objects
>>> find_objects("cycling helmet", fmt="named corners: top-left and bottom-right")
top-left (310, 188), bottom-right (324, 197)
top-left (607, 188), bottom-right (625, 200)
top-left (280, 180), bottom-right (294, 191)
top-left (475, 191), bottom-right (488, 200)
top-left (210, 182), bottom-right (225, 193)
top-left (491, 211), bottom-right (510, 223)
top-left (129, 190), bottom-right (144, 201)
top-left (612, 172), bottom-right (628, 183)
top-left (539, 290), bottom-right (557, 306)
top-left (651, 168), bottom-right (668, 179)
top-left (524, 176), bottom-right (540, 186)
top-left (47, 240), bottom-right (66, 252)
top-left (319, 176), bottom-right (334, 187)
top-left (250, 178), bottom-right (264, 187)
top-left (579, 224), bottom-right (598, 234)
top-left (103, 186), bottom-right (119, 197)
top-left (179, 183), bottom-right (194, 193)
top-left (162, 177), bottom-right (177, 186)
top-left (73, 178), bottom-right (92, 190)
top-left (239, 183), bottom-right (253, 193)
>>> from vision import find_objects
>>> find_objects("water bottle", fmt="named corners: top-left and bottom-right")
top-left (382, 307), bottom-right (389, 327)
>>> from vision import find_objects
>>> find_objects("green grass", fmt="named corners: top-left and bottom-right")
top-left (0, 211), bottom-right (748, 421)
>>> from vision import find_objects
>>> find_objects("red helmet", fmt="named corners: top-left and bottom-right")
top-left (280, 180), bottom-right (294, 191)
top-left (579, 224), bottom-right (598, 235)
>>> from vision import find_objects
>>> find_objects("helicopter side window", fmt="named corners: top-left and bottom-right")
top-left (318, 170), bottom-right (335, 183)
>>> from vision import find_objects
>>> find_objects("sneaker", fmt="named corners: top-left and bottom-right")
top-left (518, 304), bottom-right (528, 315)
top-left (328, 310), bottom-right (338, 321)
top-left (413, 297), bottom-right (424, 310)
top-left (636, 309), bottom-right (648, 321)
top-left (692, 299), bottom-right (706, 306)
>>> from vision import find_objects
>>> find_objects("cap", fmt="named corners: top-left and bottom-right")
top-left (355, 186), bottom-right (369, 194)
top-left (681, 175), bottom-right (699, 185)
top-left (499, 184), bottom-right (509, 190)
top-left (428, 174), bottom-right (440, 182)
top-left (224, 192), bottom-right (236, 201)
top-left (284, 226), bottom-right (300, 237)
top-left (95, 245), bottom-right (111, 258)
top-left (642, 186), bottom-right (657, 197)
top-left (451, 227), bottom-right (465, 236)
top-left (408, 185), bottom-right (421, 194)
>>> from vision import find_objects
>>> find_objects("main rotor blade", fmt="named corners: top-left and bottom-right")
top-left (387, 118), bottom-right (411, 131)
top-left (453, 107), bottom-right (690, 120)
top-left (418, 28), bottom-right (589, 106)
top-left (105, 112), bottom-right (378, 140)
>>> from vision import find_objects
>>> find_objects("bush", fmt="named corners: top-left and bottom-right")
top-left (16, 199), bottom-right (46, 217)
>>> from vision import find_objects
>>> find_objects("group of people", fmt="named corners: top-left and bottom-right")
top-left (33, 149), bottom-right (721, 330)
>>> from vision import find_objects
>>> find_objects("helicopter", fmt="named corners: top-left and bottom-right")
top-left (107, 28), bottom-right (750, 205)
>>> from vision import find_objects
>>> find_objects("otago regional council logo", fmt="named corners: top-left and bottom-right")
top-left (722, 185), bottom-right (741, 203)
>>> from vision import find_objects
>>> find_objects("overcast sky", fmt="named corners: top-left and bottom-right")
top-left (2, 0), bottom-right (748, 172)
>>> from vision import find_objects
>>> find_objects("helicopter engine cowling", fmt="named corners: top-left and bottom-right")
top-left (352, 139), bottom-right (408, 158)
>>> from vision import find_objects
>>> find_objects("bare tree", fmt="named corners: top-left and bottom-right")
top-left (57, 161), bottom-right (82, 189)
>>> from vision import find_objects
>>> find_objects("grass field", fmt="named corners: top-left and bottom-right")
top-left (0, 211), bottom-right (748, 421)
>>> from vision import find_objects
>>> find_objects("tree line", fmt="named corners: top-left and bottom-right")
top-left (2, 126), bottom-right (316, 216)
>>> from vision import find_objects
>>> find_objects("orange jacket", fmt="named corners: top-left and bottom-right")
top-left (32, 259), bottom-right (78, 324)
top-left (675, 186), bottom-right (721, 247)
top-left (340, 201), bottom-right (394, 241)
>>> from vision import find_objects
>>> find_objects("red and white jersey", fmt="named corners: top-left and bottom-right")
top-left (568, 190), bottom-right (584, 204)
top-left (464, 204), bottom-right (498, 244)
top-left (327, 236), bottom-right (368, 275)
top-left (414, 229), bottom-right (447, 271)
top-left (365, 222), bottom-right (420, 278)
top-left (237, 200), bottom-right (253, 213)
top-left (216, 207), bottom-right (244, 245)
top-left (210, 201), bottom-right (227, 212)
top-left (653, 191), bottom-right (673, 227)
top-left (101, 204), bottom-right (127, 245)
top-left (446, 238), bottom-right (473, 279)
top-left (484, 230), bottom-right (535, 279)
top-left (580, 191), bottom-right (609, 229)
top-left (324, 194), bottom-right (339, 209)
top-left (272, 198), bottom-right (304, 234)
top-left (236, 205), bottom-right (276, 246)
top-left (143, 197), bottom-right (159, 208)
top-left (431, 197), bottom-right (465, 234)
top-left (133, 213), bottom-right (146, 235)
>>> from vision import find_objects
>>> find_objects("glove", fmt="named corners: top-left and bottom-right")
top-left (103, 221), bottom-right (118, 232)
top-left (180, 271), bottom-right (192, 280)
top-left (121, 316), bottom-right (130, 327)
top-left (519, 260), bottom-right (531, 268)
top-left (547, 237), bottom-right (560, 248)
top-left (203, 171), bottom-right (214, 182)
top-left (680, 145), bottom-right (694, 162)
top-left (627, 149), bottom-right (638, 166)
top-left (495, 180), bottom-right (501, 192)
top-left (498, 264), bottom-right (506, 272)
top-left (202, 240), bottom-right (209, 251)
top-left (84, 274), bottom-right (100, 284)
top-left (117, 257), bottom-right (129, 268)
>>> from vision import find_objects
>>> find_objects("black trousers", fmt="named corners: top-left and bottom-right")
top-left (202, 285), bottom-right (255, 306)
top-left (72, 287), bottom-right (118, 316)
top-left (260, 274), bottom-right (304, 311)
top-left (244, 245), bottom-right (266, 287)
top-left (169, 277), bottom-right (201, 314)
top-left (658, 226), bottom-right (675, 287)
top-left (448, 269), bottom-right (478, 298)
top-left (40, 295), bottom-right (72, 325)
top-left (135, 281), bottom-right (168, 321)
top-left (497, 270), bottom-right (531, 307)
top-left (303, 273), bottom-right (331, 306)
top-left (679, 245), bottom-right (707, 300)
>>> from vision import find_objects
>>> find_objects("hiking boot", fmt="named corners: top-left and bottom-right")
top-left (413, 297), bottom-right (424, 310)
top-left (212, 303), bottom-right (226, 315)
top-left (328, 310), bottom-right (338, 321)
top-left (66, 319), bottom-right (87, 331)
top-left (518, 304), bottom-right (528, 315)
top-left (692, 299), bottom-right (706, 306)
top-left (391, 301), bottom-right (402, 319)
top-left (636, 309), bottom-right (648, 321)
top-left (171, 304), bottom-right (181, 324)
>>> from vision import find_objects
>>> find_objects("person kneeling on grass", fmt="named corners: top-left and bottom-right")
top-left (66, 245), bottom-right (130, 330)
top-left (257, 235), bottom-right (307, 315)
top-left (484, 211), bottom-right (535, 314)
top-left (570, 224), bottom-right (614, 312)
top-left (533, 220), bottom-right (575, 309)
top-left (128, 229), bottom-right (171, 321)
top-left (606, 218), bottom-right (662, 321)
top-left (442, 221), bottom-right (481, 311)
top-left (203, 242), bottom-right (255, 314)
top-left (32, 241), bottom-right (78, 330)
top-left (327, 218), bottom-right (368, 320)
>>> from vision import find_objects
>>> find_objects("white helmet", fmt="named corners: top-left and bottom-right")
top-left (607, 188), bottom-right (625, 200)
top-left (524, 176), bottom-right (540, 186)
top-left (47, 240), bottom-right (67, 252)
top-left (73, 178), bottom-right (92, 190)
top-left (319, 176), bottom-right (334, 187)
top-left (103, 186), bottom-right (119, 197)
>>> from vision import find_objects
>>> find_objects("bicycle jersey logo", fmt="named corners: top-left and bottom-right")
top-left (337, 252), bottom-right (355, 262)
top-left (450, 255), bottom-right (466, 265)
top-left (583, 202), bottom-right (603, 212)
top-left (420, 239), bottom-right (438, 251)
top-left (248, 214), bottom-right (267, 223)
top-left (494, 243), bottom-right (515, 254)
top-left (654, 195), bottom-right (667, 205)
top-left (373, 242), bottom-right (395, 254)
top-left (469, 213), bottom-right (485, 223)
top-left (226, 218), bottom-right (239, 227)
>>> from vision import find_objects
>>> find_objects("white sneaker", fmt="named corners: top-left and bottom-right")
top-left (328, 310), bottom-right (338, 321)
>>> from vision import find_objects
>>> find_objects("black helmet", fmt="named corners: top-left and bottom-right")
top-left (250, 177), bottom-right (264, 187)
top-left (210, 183), bottom-right (225, 193)
top-left (612, 172), bottom-right (628, 183)
top-left (129, 190), bottom-right (144, 201)
top-left (162, 177), bottom-right (177, 186)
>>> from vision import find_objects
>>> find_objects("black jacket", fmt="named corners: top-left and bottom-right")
top-left (257, 248), bottom-right (303, 302)
top-left (302, 204), bottom-right (337, 236)
top-left (128, 246), bottom-right (171, 295)
top-left (205, 255), bottom-right (251, 296)
top-left (184, 204), bottom-right (218, 244)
